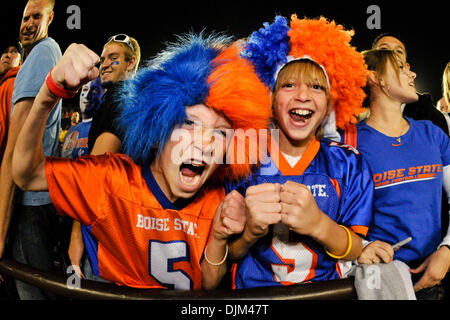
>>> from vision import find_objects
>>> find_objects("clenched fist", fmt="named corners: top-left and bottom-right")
top-left (211, 190), bottom-right (246, 242)
top-left (51, 43), bottom-right (100, 92)
top-left (244, 183), bottom-right (282, 240)
top-left (280, 181), bottom-right (323, 237)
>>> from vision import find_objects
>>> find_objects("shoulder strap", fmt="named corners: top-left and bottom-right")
top-left (344, 124), bottom-right (357, 148)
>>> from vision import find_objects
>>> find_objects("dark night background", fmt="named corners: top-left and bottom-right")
top-left (1, 0), bottom-right (448, 104)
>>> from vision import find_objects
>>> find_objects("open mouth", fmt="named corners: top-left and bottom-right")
top-left (178, 160), bottom-right (206, 188)
top-left (289, 108), bottom-right (314, 123)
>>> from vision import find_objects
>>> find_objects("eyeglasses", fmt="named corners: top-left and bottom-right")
top-left (106, 34), bottom-right (135, 53)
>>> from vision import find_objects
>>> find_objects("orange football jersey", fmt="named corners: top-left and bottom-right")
top-left (45, 153), bottom-right (224, 289)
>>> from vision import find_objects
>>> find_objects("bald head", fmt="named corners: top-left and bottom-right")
top-left (20, 0), bottom-right (55, 54)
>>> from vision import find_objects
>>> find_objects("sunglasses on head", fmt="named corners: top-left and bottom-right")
top-left (107, 34), bottom-right (135, 53)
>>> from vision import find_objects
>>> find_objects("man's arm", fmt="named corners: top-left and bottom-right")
top-left (0, 98), bottom-right (33, 257)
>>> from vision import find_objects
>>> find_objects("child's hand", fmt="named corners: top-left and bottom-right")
top-left (279, 181), bottom-right (323, 237)
top-left (212, 190), bottom-right (246, 241)
top-left (51, 43), bottom-right (99, 93)
top-left (357, 240), bottom-right (394, 264)
top-left (244, 183), bottom-right (282, 240)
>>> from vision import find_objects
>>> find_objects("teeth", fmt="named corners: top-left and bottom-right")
top-left (179, 172), bottom-right (201, 186)
top-left (185, 160), bottom-right (205, 166)
top-left (291, 109), bottom-right (313, 116)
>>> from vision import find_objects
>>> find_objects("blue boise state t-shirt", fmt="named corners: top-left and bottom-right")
top-left (12, 37), bottom-right (62, 206)
top-left (355, 118), bottom-right (450, 264)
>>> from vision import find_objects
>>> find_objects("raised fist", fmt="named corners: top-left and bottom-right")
top-left (51, 43), bottom-right (100, 92)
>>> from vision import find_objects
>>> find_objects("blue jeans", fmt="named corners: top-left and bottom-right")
top-left (10, 204), bottom-right (59, 300)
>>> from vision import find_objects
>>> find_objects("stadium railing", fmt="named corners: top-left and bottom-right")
top-left (0, 258), bottom-right (356, 300)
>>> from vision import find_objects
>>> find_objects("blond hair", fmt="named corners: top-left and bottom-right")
top-left (106, 36), bottom-right (141, 73)
top-left (273, 59), bottom-right (330, 138)
top-left (443, 62), bottom-right (450, 107)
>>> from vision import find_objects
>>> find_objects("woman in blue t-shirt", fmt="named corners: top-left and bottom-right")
top-left (353, 49), bottom-right (450, 298)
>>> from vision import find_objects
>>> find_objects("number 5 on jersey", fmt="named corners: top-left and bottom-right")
top-left (149, 240), bottom-right (193, 290)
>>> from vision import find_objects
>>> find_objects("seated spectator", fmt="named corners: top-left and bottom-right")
top-left (226, 15), bottom-right (373, 289)
top-left (11, 33), bottom-right (272, 289)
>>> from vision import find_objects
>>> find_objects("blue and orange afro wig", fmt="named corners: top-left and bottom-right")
top-left (242, 15), bottom-right (368, 130)
top-left (117, 33), bottom-right (272, 182)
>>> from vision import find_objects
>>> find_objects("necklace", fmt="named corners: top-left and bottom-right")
top-left (367, 117), bottom-right (408, 143)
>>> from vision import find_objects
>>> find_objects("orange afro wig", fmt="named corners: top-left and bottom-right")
top-left (242, 14), bottom-right (368, 130)
top-left (288, 15), bottom-right (367, 129)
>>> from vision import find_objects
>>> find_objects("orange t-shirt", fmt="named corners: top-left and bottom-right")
top-left (0, 66), bottom-right (20, 162)
top-left (45, 153), bottom-right (224, 289)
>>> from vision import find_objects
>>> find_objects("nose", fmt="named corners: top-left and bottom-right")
top-left (192, 127), bottom-right (222, 162)
top-left (100, 58), bottom-right (111, 71)
top-left (294, 83), bottom-right (311, 101)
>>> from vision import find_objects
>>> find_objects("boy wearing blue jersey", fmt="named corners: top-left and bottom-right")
top-left (227, 15), bottom-right (374, 288)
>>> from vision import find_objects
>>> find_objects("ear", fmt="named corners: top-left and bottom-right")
top-left (326, 99), bottom-right (335, 116)
top-left (367, 70), bottom-right (386, 89)
top-left (47, 11), bottom-right (54, 26)
top-left (127, 56), bottom-right (137, 73)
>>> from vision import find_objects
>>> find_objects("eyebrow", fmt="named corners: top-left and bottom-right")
top-left (378, 43), bottom-right (405, 52)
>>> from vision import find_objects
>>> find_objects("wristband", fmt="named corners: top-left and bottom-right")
top-left (45, 67), bottom-right (78, 99)
top-left (325, 225), bottom-right (353, 259)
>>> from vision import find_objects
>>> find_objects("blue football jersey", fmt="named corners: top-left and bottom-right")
top-left (227, 137), bottom-right (374, 289)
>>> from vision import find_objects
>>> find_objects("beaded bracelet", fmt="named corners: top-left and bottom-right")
top-left (45, 67), bottom-right (78, 99)
top-left (203, 243), bottom-right (228, 266)
top-left (325, 225), bottom-right (352, 259)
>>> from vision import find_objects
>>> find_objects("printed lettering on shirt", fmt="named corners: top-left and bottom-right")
top-left (136, 214), bottom-right (198, 238)
top-left (306, 184), bottom-right (328, 197)
top-left (373, 164), bottom-right (442, 189)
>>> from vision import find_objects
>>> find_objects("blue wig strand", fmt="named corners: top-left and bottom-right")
top-left (241, 16), bottom-right (291, 90)
top-left (116, 33), bottom-right (232, 168)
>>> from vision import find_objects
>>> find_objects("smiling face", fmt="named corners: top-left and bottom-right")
top-left (99, 43), bottom-right (133, 85)
top-left (380, 53), bottom-right (418, 104)
top-left (272, 60), bottom-right (330, 154)
top-left (19, 0), bottom-right (54, 52)
top-left (150, 103), bottom-right (233, 202)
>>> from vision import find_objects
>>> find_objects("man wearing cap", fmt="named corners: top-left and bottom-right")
top-left (0, 41), bottom-right (22, 163)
